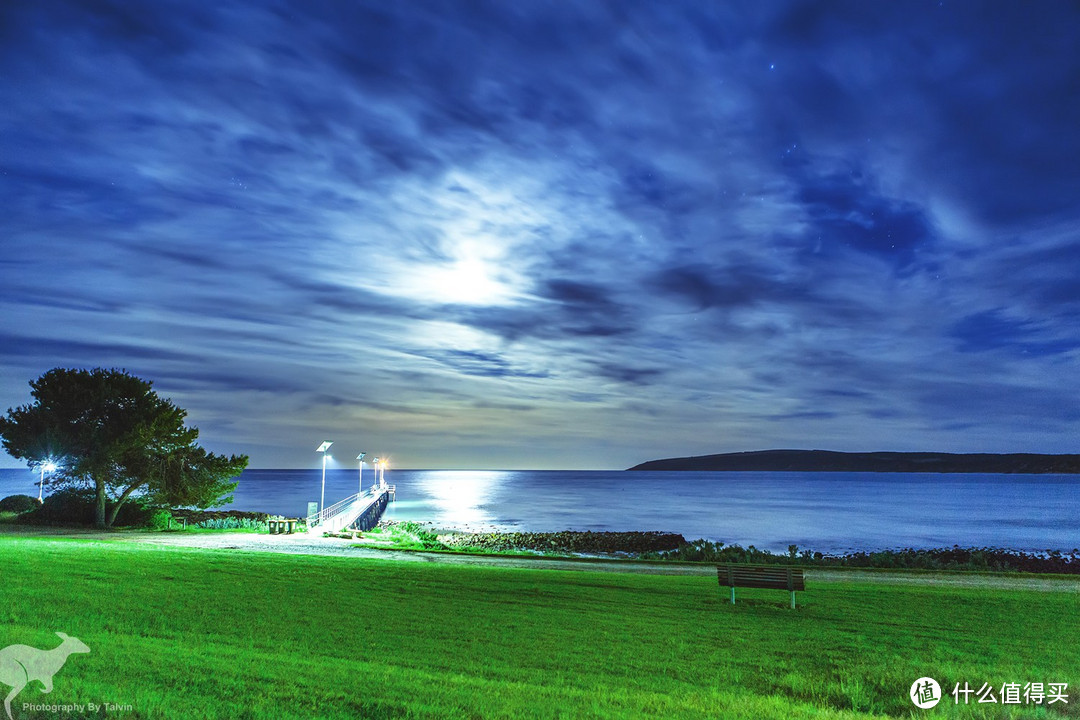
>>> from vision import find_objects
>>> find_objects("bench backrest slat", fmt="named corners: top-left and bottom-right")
top-left (716, 565), bottom-right (806, 591)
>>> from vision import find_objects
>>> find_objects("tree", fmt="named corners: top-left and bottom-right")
top-left (0, 368), bottom-right (248, 528)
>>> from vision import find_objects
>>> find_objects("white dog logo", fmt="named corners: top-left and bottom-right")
top-left (0, 632), bottom-right (90, 720)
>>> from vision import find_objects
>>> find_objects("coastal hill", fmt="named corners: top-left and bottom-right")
top-left (627, 449), bottom-right (1080, 473)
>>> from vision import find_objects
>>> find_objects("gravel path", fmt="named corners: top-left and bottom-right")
top-left (3, 525), bottom-right (1078, 591)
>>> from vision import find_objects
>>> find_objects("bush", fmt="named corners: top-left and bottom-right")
top-left (19, 487), bottom-right (158, 527)
top-left (0, 494), bottom-right (39, 514)
top-left (146, 508), bottom-right (173, 530)
top-left (22, 487), bottom-right (96, 524)
top-left (114, 502), bottom-right (154, 527)
top-left (169, 509), bottom-right (268, 530)
top-left (193, 516), bottom-right (264, 530)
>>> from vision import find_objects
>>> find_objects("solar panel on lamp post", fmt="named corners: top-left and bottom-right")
top-left (316, 441), bottom-right (333, 511)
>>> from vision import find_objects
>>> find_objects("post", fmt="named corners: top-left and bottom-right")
top-left (316, 441), bottom-right (333, 511)
top-left (321, 452), bottom-right (327, 511)
top-left (357, 452), bottom-right (366, 495)
top-left (37, 461), bottom-right (57, 504)
top-left (786, 568), bottom-right (795, 609)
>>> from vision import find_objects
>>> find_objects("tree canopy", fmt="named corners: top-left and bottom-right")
top-left (0, 367), bottom-right (248, 528)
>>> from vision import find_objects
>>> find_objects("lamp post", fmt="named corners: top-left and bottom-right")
top-left (38, 461), bottom-right (57, 504)
top-left (356, 452), bottom-right (366, 494)
top-left (373, 457), bottom-right (381, 489)
top-left (316, 441), bottom-right (333, 511)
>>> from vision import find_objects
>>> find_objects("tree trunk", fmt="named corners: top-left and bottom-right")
top-left (94, 481), bottom-right (107, 529)
top-left (106, 483), bottom-right (142, 528)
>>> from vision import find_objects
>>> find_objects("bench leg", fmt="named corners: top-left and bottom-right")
top-left (790, 591), bottom-right (796, 609)
top-left (730, 587), bottom-right (736, 605)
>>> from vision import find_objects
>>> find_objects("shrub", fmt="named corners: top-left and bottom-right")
top-left (21, 487), bottom-right (96, 525)
top-left (193, 516), bottom-right (264, 530)
top-left (0, 494), bottom-right (39, 514)
top-left (113, 501), bottom-right (155, 527)
top-left (19, 488), bottom-right (157, 527)
top-left (146, 508), bottom-right (173, 530)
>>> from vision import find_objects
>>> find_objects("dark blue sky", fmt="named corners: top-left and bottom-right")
top-left (2, 1), bottom-right (1079, 469)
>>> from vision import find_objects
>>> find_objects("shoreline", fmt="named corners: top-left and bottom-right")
top-left (5, 470), bottom-right (1079, 555)
top-left (3, 522), bottom-right (1079, 582)
top-left (5, 518), bottom-right (1080, 555)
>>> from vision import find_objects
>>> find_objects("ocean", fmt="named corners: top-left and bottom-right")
top-left (3, 467), bottom-right (1077, 553)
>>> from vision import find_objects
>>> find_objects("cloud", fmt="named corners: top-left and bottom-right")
top-left (2, 0), bottom-right (1080, 467)
top-left (416, 349), bottom-right (550, 380)
top-left (793, 165), bottom-right (935, 270)
top-left (950, 310), bottom-right (1080, 357)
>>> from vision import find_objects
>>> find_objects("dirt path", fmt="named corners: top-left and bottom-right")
top-left (3, 525), bottom-right (1077, 592)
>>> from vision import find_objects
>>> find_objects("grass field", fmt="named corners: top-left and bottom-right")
top-left (1, 537), bottom-right (1077, 719)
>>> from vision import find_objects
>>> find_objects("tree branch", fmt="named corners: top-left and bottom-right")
top-left (106, 480), bottom-right (146, 527)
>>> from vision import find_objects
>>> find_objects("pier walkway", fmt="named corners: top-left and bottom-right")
top-left (306, 483), bottom-right (395, 534)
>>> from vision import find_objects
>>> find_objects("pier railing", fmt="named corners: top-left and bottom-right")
top-left (307, 489), bottom-right (366, 529)
top-left (306, 485), bottom-right (390, 533)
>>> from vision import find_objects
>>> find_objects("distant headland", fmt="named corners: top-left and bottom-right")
top-left (627, 449), bottom-right (1080, 473)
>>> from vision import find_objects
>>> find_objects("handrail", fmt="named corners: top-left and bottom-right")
top-left (308, 491), bottom-right (361, 527)
top-left (306, 486), bottom-right (385, 531)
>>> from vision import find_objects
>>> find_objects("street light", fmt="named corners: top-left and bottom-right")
top-left (38, 461), bottom-right (58, 504)
top-left (373, 457), bottom-right (380, 489)
top-left (316, 441), bottom-right (333, 511)
top-left (356, 452), bottom-right (366, 494)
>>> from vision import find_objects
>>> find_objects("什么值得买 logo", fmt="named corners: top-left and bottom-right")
top-left (910, 677), bottom-right (942, 709)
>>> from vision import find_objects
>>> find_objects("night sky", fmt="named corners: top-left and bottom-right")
top-left (2, 1), bottom-right (1079, 470)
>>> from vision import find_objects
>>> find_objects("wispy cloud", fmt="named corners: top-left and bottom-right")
top-left (2, 0), bottom-right (1079, 467)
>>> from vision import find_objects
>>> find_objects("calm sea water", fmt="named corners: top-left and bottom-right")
top-left (2, 467), bottom-right (1077, 553)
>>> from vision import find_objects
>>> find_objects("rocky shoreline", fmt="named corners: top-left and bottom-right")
top-left (376, 521), bottom-right (686, 554)
top-left (439, 530), bottom-right (687, 554)
top-left (371, 521), bottom-right (1080, 573)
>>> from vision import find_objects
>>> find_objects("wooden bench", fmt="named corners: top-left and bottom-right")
top-left (268, 517), bottom-right (299, 535)
top-left (717, 565), bottom-right (805, 609)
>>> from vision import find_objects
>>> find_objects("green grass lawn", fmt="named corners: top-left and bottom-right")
top-left (0, 537), bottom-right (1076, 719)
